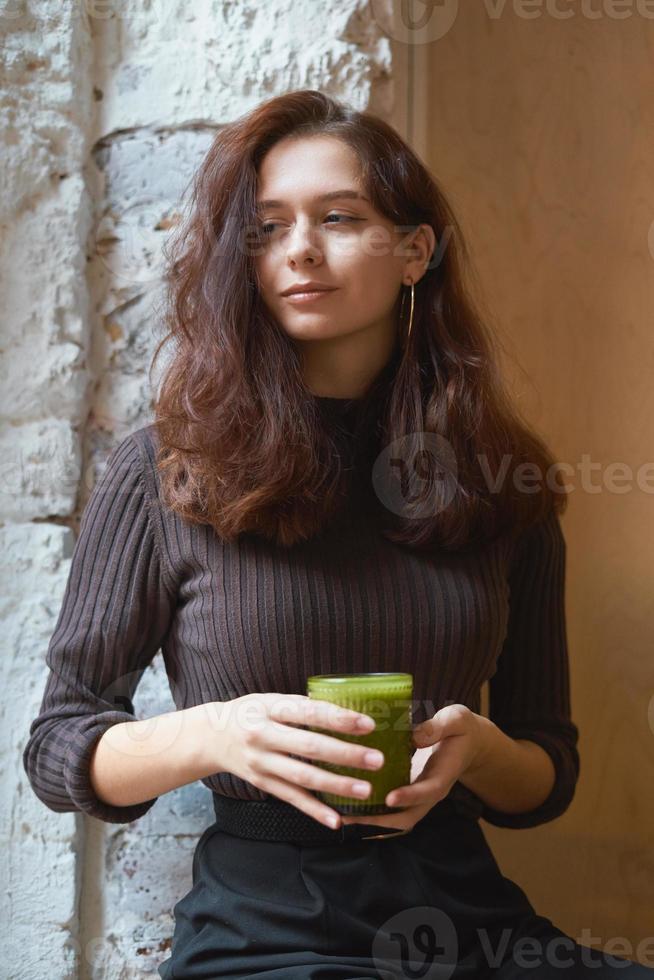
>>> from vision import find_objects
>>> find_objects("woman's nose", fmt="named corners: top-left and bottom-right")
top-left (285, 220), bottom-right (323, 265)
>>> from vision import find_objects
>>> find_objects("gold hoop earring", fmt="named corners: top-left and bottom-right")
top-left (403, 280), bottom-right (414, 346)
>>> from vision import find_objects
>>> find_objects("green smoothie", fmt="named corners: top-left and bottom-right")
top-left (306, 672), bottom-right (414, 815)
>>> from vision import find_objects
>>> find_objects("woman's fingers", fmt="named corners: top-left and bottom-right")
top-left (259, 717), bottom-right (386, 774)
top-left (247, 771), bottom-right (343, 829)
top-left (413, 704), bottom-right (473, 746)
top-left (230, 693), bottom-right (395, 829)
top-left (389, 742), bottom-right (459, 805)
top-left (252, 749), bottom-right (376, 803)
top-left (268, 693), bottom-right (376, 735)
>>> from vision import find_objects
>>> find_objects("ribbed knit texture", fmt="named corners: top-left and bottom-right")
top-left (23, 398), bottom-right (580, 827)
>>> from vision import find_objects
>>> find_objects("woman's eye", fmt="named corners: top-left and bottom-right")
top-left (324, 213), bottom-right (355, 225)
top-left (259, 214), bottom-right (357, 236)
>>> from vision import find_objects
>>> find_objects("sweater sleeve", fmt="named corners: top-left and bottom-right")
top-left (22, 433), bottom-right (177, 824)
top-left (454, 508), bottom-right (580, 829)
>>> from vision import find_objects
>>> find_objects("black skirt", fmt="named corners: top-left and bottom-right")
top-left (158, 796), bottom-right (653, 979)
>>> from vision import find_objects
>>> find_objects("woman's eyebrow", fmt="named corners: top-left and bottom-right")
top-left (255, 190), bottom-right (369, 212)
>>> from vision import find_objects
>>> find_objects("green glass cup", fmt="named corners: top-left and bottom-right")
top-left (306, 672), bottom-right (414, 815)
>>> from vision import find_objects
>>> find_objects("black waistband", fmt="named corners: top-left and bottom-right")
top-left (211, 792), bottom-right (459, 846)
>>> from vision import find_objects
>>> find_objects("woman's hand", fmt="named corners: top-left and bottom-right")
top-left (213, 693), bottom-right (385, 829)
top-left (340, 704), bottom-right (488, 833)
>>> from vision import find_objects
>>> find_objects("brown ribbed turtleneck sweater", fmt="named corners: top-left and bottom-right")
top-left (22, 397), bottom-right (580, 827)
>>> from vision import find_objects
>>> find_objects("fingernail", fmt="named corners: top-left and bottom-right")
top-left (365, 751), bottom-right (384, 767)
top-left (356, 716), bottom-right (374, 730)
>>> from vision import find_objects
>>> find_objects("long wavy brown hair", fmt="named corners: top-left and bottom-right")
top-left (150, 88), bottom-right (567, 552)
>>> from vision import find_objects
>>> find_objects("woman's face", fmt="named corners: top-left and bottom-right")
top-left (252, 134), bottom-right (430, 394)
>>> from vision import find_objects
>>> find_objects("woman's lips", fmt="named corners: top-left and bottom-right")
top-left (283, 289), bottom-right (338, 304)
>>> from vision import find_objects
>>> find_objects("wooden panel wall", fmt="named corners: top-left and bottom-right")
top-left (404, 3), bottom-right (654, 951)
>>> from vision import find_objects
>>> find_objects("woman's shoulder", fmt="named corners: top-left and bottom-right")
top-left (507, 504), bottom-right (566, 574)
top-left (120, 423), bottom-right (169, 515)
top-left (127, 421), bottom-right (160, 457)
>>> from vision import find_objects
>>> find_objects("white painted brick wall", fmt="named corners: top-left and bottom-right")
top-left (2, 1), bottom-right (395, 976)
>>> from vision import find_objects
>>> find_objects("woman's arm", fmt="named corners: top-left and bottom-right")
top-left (454, 507), bottom-right (580, 828)
top-left (458, 717), bottom-right (556, 814)
top-left (342, 507), bottom-right (580, 832)
top-left (22, 433), bottom-right (180, 824)
top-left (88, 702), bottom-right (232, 808)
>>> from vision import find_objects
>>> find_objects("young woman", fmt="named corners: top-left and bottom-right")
top-left (24, 90), bottom-right (652, 978)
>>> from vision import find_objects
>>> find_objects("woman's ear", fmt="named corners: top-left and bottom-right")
top-left (403, 223), bottom-right (436, 285)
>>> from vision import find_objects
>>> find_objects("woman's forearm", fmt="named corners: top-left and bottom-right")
top-left (89, 702), bottom-right (230, 807)
top-left (458, 714), bottom-right (556, 815)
